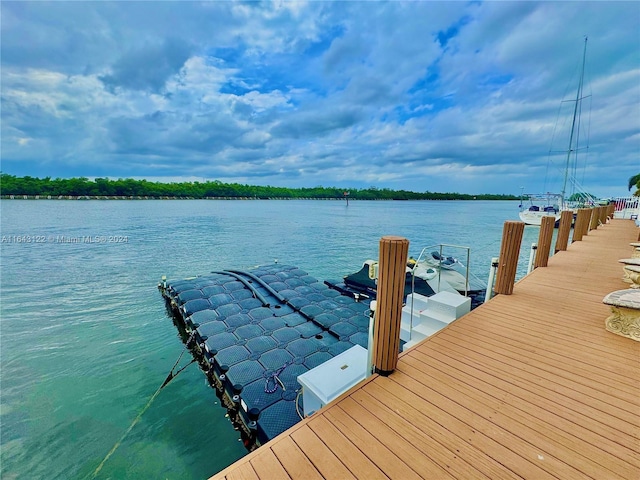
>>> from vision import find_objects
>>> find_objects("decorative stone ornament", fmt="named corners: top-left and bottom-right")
top-left (619, 258), bottom-right (640, 284)
top-left (602, 289), bottom-right (640, 341)
top-left (623, 265), bottom-right (640, 288)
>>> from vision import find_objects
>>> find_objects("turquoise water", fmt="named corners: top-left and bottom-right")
top-left (0, 200), bottom-right (546, 479)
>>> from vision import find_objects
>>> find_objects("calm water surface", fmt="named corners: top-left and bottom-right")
top-left (0, 200), bottom-right (550, 479)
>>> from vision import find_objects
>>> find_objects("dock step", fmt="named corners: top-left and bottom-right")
top-left (422, 291), bottom-right (471, 323)
top-left (401, 291), bottom-right (471, 349)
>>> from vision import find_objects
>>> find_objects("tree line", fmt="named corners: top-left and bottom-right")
top-left (0, 174), bottom-right (520, 201)
top-left (629, 173), bottom-right (640, 196)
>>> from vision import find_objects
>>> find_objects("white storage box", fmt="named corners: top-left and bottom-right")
top-left (297, 345), bottom-right (368, 417)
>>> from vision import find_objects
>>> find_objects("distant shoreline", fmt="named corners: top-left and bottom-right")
top-left (0, 174), bottom-right (520, 201)
top-left (0, 195), bottom-right (512, 201)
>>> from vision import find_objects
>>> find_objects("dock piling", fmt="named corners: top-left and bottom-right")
top-left (534, 216), bottom-right (555, 268)
top-left (494, 221), bottom-right (525, 295)
top-left (589, 207), bottom-right (599, 231)
top-left (555, 210), bottom-right (573, 253)
top-left (572, 208), bottom-right (592, 242)
top-left (373, 235), bottom-right (409, 375)
top-left (598, 206), bottom-right (608, 226)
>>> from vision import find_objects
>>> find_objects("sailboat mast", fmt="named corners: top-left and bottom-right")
top-left (561, 36), bottom-right (588, 205)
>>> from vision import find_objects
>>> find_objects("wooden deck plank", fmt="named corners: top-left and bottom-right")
top-left (338, 396), bottom-right (457, 479)
top-left (364, 381), bottom-right (524, 480)
top-left (306, 415), bottom-right (388, 480)
top-left (399, 353), bottom-right (635, 479)
top-left (324, 405), bottom-right (423, 480)
top-left (211, 220), bottom-right (640, 480)
top-left (271, 436), bottom-right (323, 480)
top-left (387, 369), bottom-right (577, 479)
top-left (465, 301), bottom-right (639, 364)
top-left (289, 425), bottom-right (356, 480)
top-left (373, 372), bottom-right (549, 480)
top-left (426, 334), bottom-right (640, 438)
top-left (451, 316), bottom-right (640, 397)
top-left (349, 388), bottom-right (494, 479)
top-left (443, 322), bottom-right (640, 406)
top-left (457, 311), bottom-right (638, 373)
top-left (225, 462), bottom-right (259, 480)
top-left (406, 347), bottom-right (640, 472)
top-left (248, 448), bottom-right (290, 479)
top-left (449, 309), bottom-right (637, 373)
top-left (413, 338), bottom-right (639, 458)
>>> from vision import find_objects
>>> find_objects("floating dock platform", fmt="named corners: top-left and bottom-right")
top-left (211, 219), bottom-right (640, 479)
top-left (159, 264), bottom-right (372, 448)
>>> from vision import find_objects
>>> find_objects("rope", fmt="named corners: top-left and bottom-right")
top-left (264, 362), bottom-right (290, 394)
top-left (295, 389), bottom-right (304, 420)
top-left (88, 383), bottom-right (164, 479)
top-left (88, 334), bottom-right (197, 479)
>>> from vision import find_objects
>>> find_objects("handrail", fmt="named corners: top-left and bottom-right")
top-left (406, 243), bottom-right (472, 341)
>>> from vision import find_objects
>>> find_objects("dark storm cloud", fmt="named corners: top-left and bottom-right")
top-left (100, 39), bottom-right (193, 93)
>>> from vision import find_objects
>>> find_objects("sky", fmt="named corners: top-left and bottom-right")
top-left (1, 1), bottom-right (639, 197)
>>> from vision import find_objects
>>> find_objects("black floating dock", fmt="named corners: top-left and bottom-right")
top-left (159, 263), bottom-right (372, 449)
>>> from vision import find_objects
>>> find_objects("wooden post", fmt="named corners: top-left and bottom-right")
top-left (599, 206), bottom-right (608, 225)
top-left (607, 203), bottom-right (615, 219)
top-left (589, 207), bottom-right (599, 231)
top-left (555, 210), bottom-right (573, 253)
top-left (572, 208), bottom-right (591, 242)
top-left (494, 221), bottom-right (525, 295)
top-left (534, 216), bottom-right (555, 268)
top-left (373, 236), bottom-right (409, 375)
top-left (593, 206), bottom-right (602, 227)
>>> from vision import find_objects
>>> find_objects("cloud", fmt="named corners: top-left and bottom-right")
top-left (100, 38), bottom-right (193, 93)
top-left (1, 1), bottom-right (638, 197)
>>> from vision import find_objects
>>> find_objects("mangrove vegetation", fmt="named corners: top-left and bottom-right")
top-left (0, 174), bottom-right (520, 200)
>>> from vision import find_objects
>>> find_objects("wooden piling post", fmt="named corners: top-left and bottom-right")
top-left (607, 203), bottom-right (615, 219)
top-left (572, 208), bottom-right (591, 242)
top-left (534, 216), bottom-right (555, 268)
top-left (373, 235), bottom-right (409, 375)
top-left (593, 206), bottom-right (602, 228)
top-left (589, 207), bottom-right (599, 231)
top-left (494, 221), bottom-right (525, 295)
top-left (555, 210), bottom-right (573, 253)
top-left (598, 206), bottom-right (608, 225)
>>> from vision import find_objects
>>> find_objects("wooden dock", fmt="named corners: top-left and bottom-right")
top-left (212, 219), bottom-right (640, 480)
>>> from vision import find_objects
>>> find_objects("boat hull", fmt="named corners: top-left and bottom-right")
top-left (519, 210), bottom-right (561, 226)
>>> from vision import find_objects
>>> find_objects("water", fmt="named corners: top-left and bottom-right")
top-left (0, 199), bottom-right (548, 479)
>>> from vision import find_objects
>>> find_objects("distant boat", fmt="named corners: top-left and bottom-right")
top-left (518, 193), bottom-right (562, 226)
top-left (519, 37), bottom-right (594, 226)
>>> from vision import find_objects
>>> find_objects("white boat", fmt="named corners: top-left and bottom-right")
top-left (410, 249), bottom-right (486, 294)
top-left (519, 37), bottom-right (593, 226)
top-left (333, 246), bottom-right (485, 302)
top-left (518, 193), bottom-right (562, 226)
top-left (326, 244), bottom-right (486, 351)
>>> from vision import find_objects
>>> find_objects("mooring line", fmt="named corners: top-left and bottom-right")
top-left (88, 337), bottom-right (196, 479)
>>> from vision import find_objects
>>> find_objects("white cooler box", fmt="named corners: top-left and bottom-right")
top-left (297, 345), bottom-right (368, 417)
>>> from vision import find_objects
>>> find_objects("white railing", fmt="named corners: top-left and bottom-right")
top-left (613, 196), bottom-right (639, 219)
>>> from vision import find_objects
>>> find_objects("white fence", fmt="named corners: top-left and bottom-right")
top-left (613, 196), bottom-right (639, 220)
